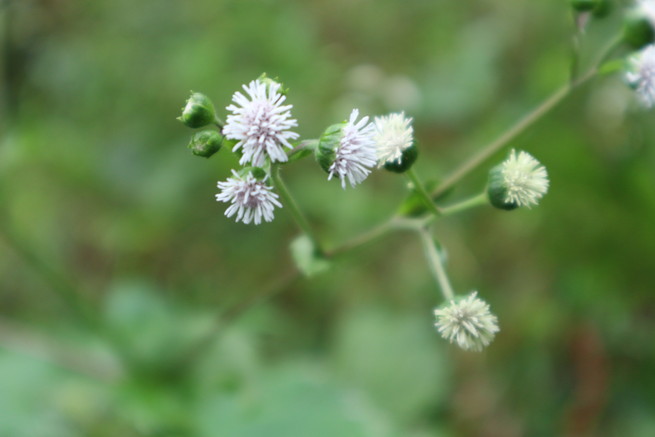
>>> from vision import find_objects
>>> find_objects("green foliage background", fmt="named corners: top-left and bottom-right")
top-left (1, 0), bottom-right (654, 435)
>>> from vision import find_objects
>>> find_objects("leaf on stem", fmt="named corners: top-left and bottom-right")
top-left (290, 235), bottom-right (331, 277)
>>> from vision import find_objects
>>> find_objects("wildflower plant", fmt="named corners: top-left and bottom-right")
top-left (177, 5), bottom-right (654, 352)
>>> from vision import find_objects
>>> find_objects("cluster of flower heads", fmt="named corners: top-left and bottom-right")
top-left (200, 77), bottom-right (417, 225)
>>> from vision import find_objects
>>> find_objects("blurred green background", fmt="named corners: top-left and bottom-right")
top-left (1, 0), bottom-right (654, 435)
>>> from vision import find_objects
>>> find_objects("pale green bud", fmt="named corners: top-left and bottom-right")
top-left (188, 130), bottom-right (223, 158)
top-left (178, 92), bottom-right (216, 128)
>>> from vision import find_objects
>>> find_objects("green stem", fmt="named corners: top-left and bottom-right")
top-left (406, 167), bottom-right (442, 217)
top-left (430, 34), bottom-right (621, 199)
top-left (418, 228), bottom-right (455, 301)
top-left (271, 164), bottom-right (324, 254)
top-left (440, 192), bottom-right (488, 216)
top-left (287, 139), bottom-right (318, 157)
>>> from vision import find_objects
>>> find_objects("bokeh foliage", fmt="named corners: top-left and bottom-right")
top-left (1, 0), bottom-right (654, 435)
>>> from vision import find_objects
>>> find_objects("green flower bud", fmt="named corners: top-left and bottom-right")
top-left (188, 130), bottom-right (223, 158)
top-left (384, 143), bottom-right (418, 173)
top-left (315, 123), bottom-right (344, 173)
top-left (623, 10), bottom-right (655, 49)
top-left (178, 92), bottom-right (216, 128)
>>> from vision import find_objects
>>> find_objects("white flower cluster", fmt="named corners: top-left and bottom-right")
top-left (434, 292), bottom-right (500, 352)
top-left (215, 78), bottom-right (417, 223)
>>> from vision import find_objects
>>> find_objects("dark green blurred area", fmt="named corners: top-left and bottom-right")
top-left (1, 0), bottom-right (655, 435)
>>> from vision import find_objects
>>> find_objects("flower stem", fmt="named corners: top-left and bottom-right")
top-left (406, 167), bottom-right (442, 217)
top-left (214, 115), bottom-right (224, 130)
top-left (440, 192), bottom-right (488, 216)
top-left (271, 164), bottom-right (324, 254)
top-left (431, 34), bottom-right (621, 199)
top-left (418, 228), bottom-right (455, 301)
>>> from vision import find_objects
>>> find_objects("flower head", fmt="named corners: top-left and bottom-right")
top-left (216, 170), bottom-right (282, 225)
top-left (223, 79), bottom-right (299, 167)
top-left (626, 44), bottom-right (655, 107)
top-left (488, 149), bottom-right (549, 209)
top-left (374, 112), bottom-right (414, 167)
top-left (434, 292), bottom-right (499, 352)
top-left (327, 109), bottom-right (377, 188)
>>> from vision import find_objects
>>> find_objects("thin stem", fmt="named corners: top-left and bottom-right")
top-left (325, 215), bottom-right (425, 257)
top-left (431, 34), bottom-right (621, 199)
top-left (440, 192), bottom-right (488, 216)
top-left (271, 164), bottom-right (324, 254)
top-left (287, 139), bottom-right (318, 157)
top-left (418, 228), bottom-right (455, 301)
top-left (406, 167), bottom-right (442, 217)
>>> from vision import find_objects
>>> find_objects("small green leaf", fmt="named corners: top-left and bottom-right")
top-left (598, 58), bottom-right (626, 76)
top-left (290, 235), bottom-right (330, 277)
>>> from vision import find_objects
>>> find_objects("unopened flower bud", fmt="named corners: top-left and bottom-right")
top-left (178, 92), bottom-right (216, 128)
top-left (188, 130), bottom-right (223, 158)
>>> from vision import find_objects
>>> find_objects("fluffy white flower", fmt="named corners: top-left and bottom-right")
top-left (223, 80), bottom-right (299, 167)
top-left (374, 112), bottom-right (414, 167)
top-left (434, 292), bottom-right (499, 352)
top-left (328, 109), bottom-right (377, 188)
top-left (216, 170), bottom-right (282, 225)
top-left (626, 44), bottom-right (655, 108)
top-left (499, 149), bottom-right (549, 208)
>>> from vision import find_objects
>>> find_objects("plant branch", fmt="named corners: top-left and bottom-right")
top-left (271, 164), bottom-right (324, 254)
top-left (406, 167), bottom-right (443, 217)
top-left (430, 35), bottom-right (621, 199)
top-left (418, 228), bottom-right (455, 301)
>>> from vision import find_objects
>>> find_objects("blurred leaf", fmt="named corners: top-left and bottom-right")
top-left (195, 361), bottom-right (397, 437)
top-left (290, 235), bottom-right (331, 277)
top-left (331, 307), bottom-right (451, 424)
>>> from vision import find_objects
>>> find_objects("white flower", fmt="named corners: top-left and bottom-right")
top-left (328, 109), bottom-right (377, 188)
top-left (373, 112), bottom-right (414, 167)
top-left (626, 44), bottom-right (655, 108)
top-left (216, 170), bottom-right (282, 225)
top-left (434, 292), bottom-right (499, 352)
top-left (223, 80), bottom-right (299, 167)
top-left (499, 149), bottom-right (549, 208)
